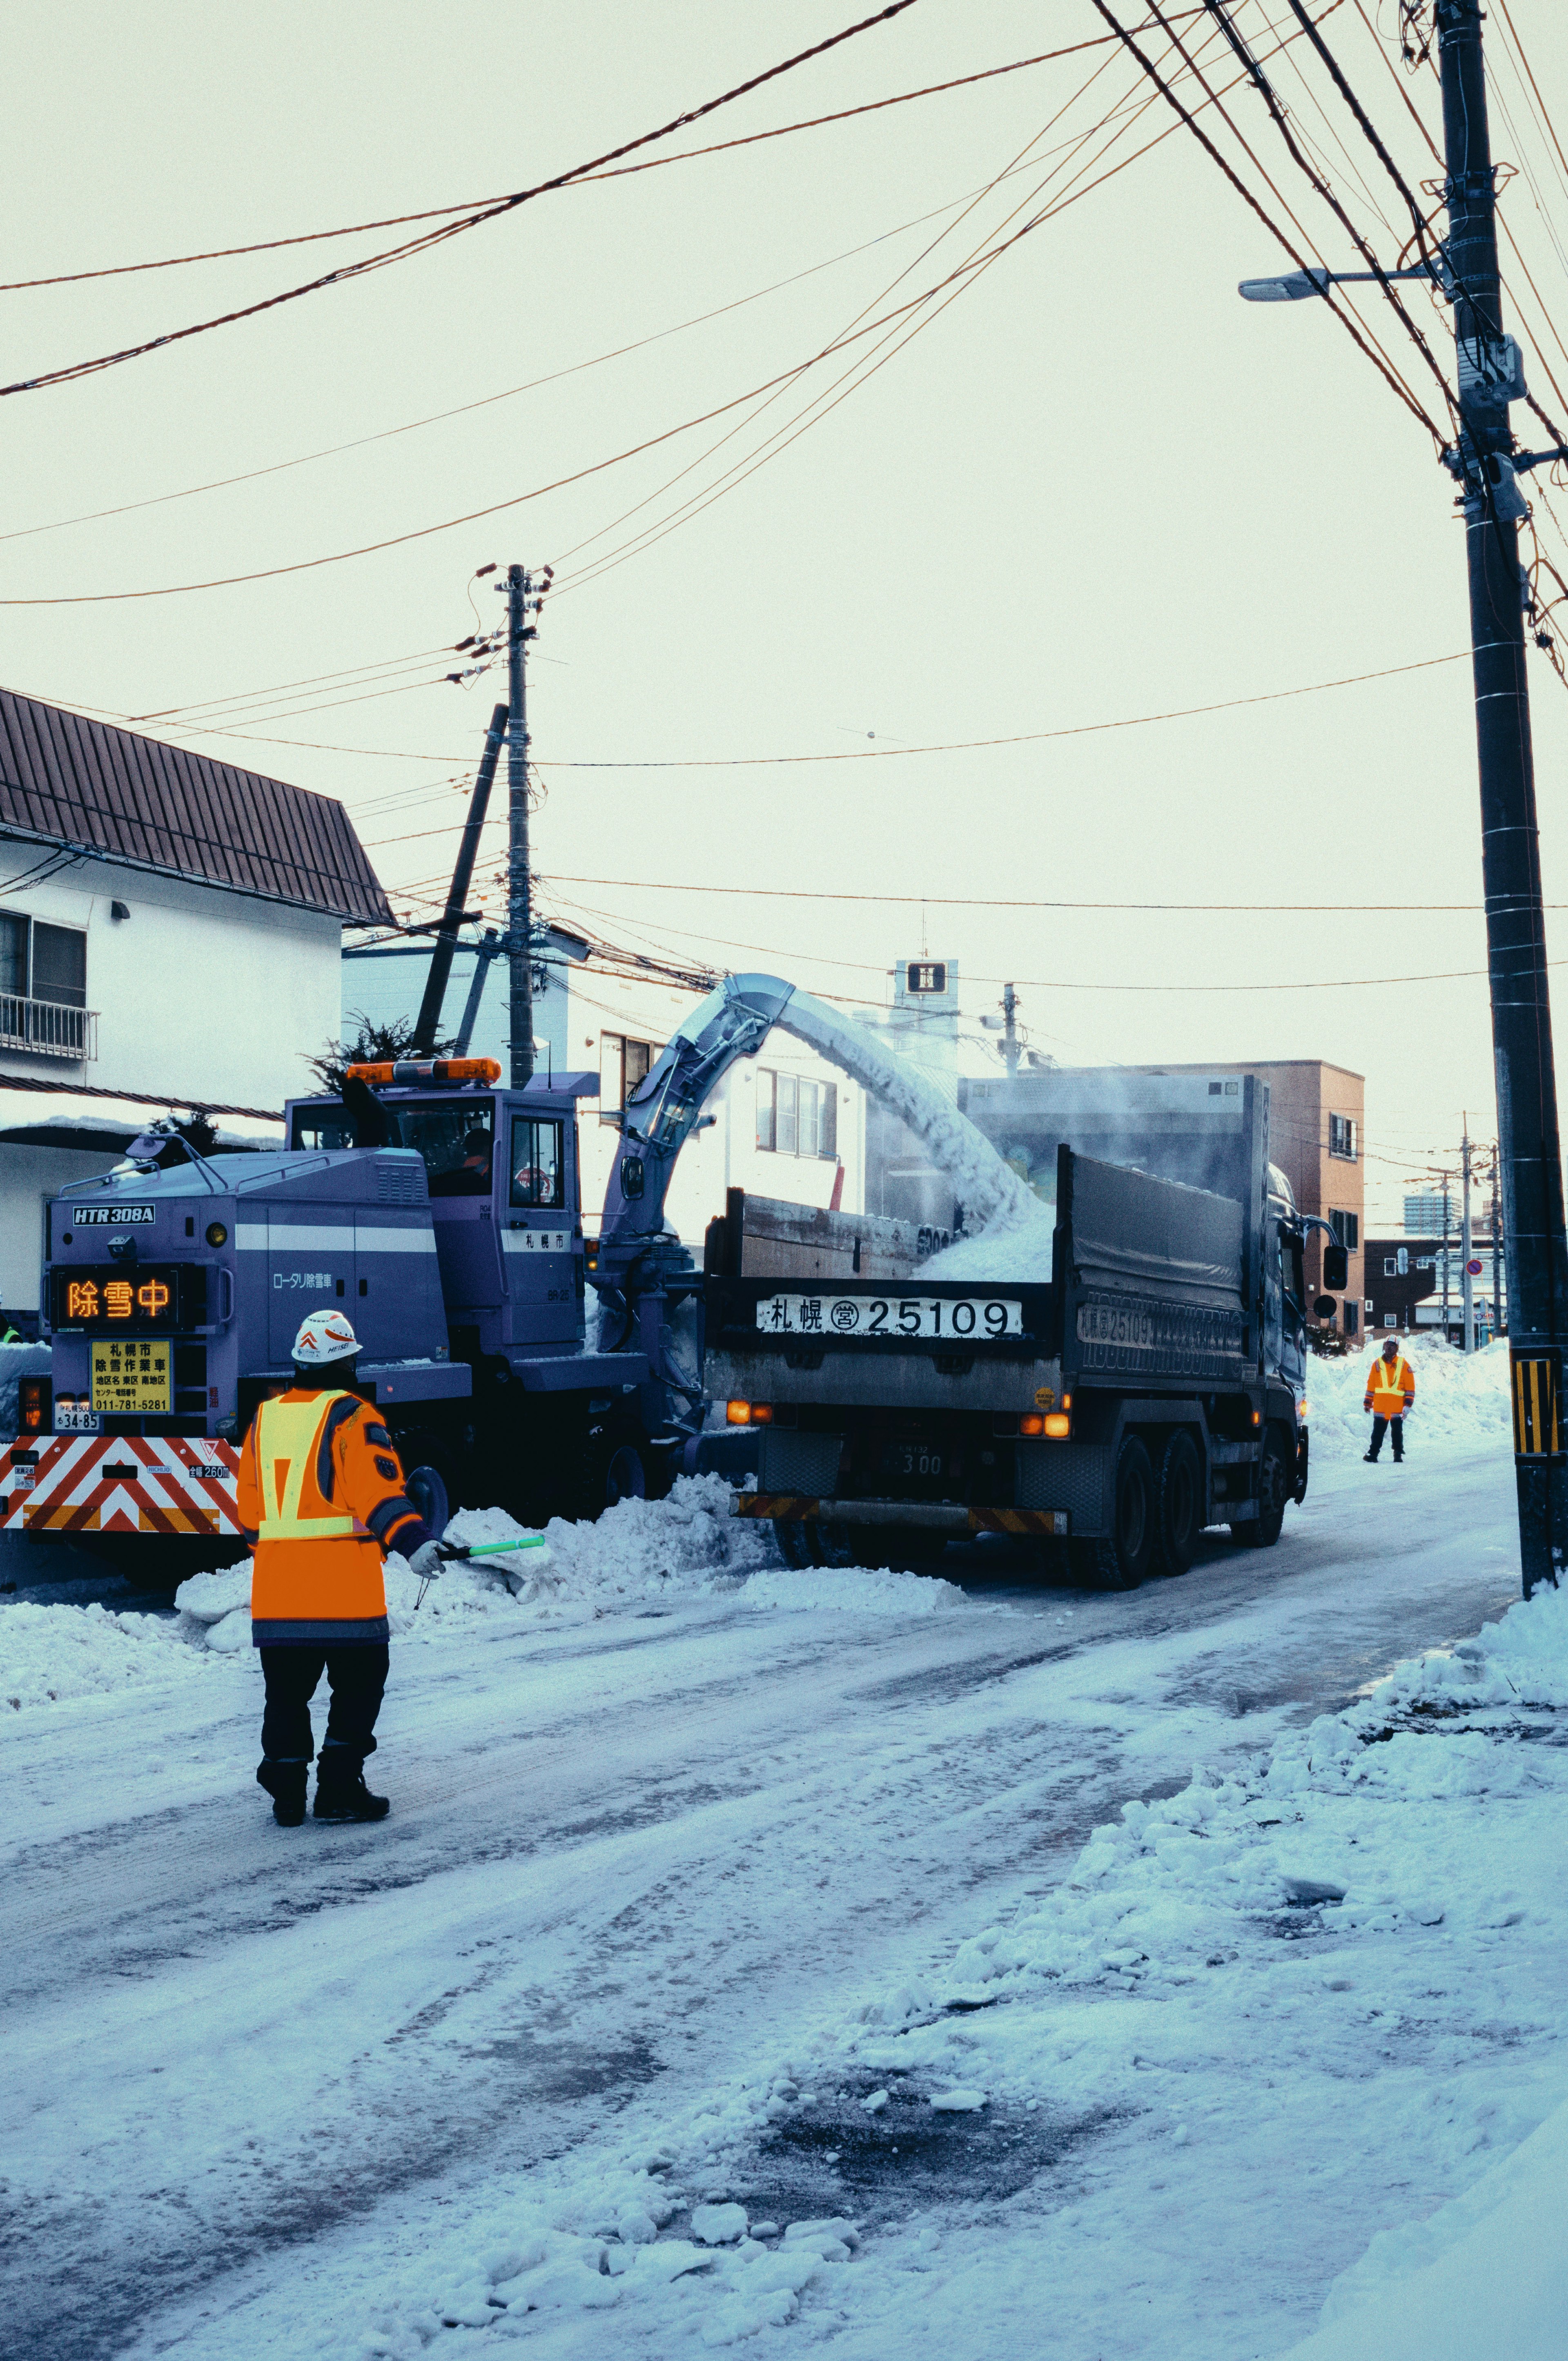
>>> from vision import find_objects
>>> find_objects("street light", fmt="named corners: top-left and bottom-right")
top-left (1238, 262), bottom-right (1446, 302)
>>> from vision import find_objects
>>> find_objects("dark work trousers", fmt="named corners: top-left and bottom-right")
top-left (1367, 1414), bottom-right (1405, 1462)
top-left (259, 1645), bottom-right (389, 1768)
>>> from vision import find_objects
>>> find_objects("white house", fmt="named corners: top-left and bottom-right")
top-left (341, 933), bottom-right (867, 1250)
top-left (0, 688), bottom-right (390, 1314)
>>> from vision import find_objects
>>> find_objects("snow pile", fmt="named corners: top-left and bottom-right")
top-left (922, 1205), bottom-right (1054, 1282)
top-left (345, 2171), bottom-right (859, 2353)
top-left (1284, 2093), bottom-right (1568, 2360)
top-left (0, 1597), bottom-right (213, 1711)
top-left (1305, 1334), bottom-right (1511, 1464)
top-left (739, 1561), bottom-right (967, 1616)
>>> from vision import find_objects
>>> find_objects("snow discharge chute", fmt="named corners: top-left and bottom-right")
top-left (597, 972), bottom-right (1040, 1291)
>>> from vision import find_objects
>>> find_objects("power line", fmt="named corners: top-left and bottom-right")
top-left (530, 869), bottom-right (1552, 915)
top-left (0, 225), bottom-right (1072, 604)
top-left (0, 19), bottom-right (1199, 297)
top-left (0, 0), bottom-right (921, 400)
top-left (1091, 0), bottom-right (1447, 440)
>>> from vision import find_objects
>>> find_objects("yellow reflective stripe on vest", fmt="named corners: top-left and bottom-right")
top-left (255, 1393), bottom-right (357, 1541)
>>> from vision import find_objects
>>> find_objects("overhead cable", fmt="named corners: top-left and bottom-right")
top-left (0, 0), bottom-right (921, 399)
top-left (1089, 0), bottom-right (1447, 441)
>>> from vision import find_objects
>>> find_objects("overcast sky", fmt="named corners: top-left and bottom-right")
top-left (6, 0), bottom-right (1568, 1224)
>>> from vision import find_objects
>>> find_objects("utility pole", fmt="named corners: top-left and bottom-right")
top-left (1461, 1119), bottom-right (1474, 1355)
top-left (410, 702), bottom-right (507, 1056)
top-left (1441, 1175), bottom-right (1451, 1338)
top-left (1437, 1), bottom-right (1568, 1592)
top-left (1002, 983), bottom-right (1020, 1078)
top-left (502, 563), bottom-right (552, 1087)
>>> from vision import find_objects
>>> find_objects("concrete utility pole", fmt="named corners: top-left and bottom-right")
top-left (410, 702), bottom-right (507, 1057)
top-left (1461, 1121), bottom-right (1474, 1355)
top-left (1437, 1), bottom-right (1568, 1592)
top-left (1002, 983), bottom-right (1020, 1078)
top-left (503, 564), bottom-right (548, 1088)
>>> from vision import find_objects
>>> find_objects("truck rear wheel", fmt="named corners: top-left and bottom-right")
top-left (1231, 1425), bottom-right (1290, 1548)
top-left (1074, 1435), bottom-right (1154, 1590)
top-left (773, 1518), bottom-right (815, 1569)
top-left (1155, 1431), bottom-right (1200, 1576)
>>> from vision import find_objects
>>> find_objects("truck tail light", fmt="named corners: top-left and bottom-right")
top-left (1043, 1412), bottom-right (1071, 1438)
top-left (1019, 1413), bottom-right (1045, 1437)
top-left (19, 1377), bottom-right (51, 1433)
top-left (726, 1400), bottom-right (772, 1426)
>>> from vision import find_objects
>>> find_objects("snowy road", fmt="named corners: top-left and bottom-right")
top-left (3, 1442), bottom-right (1522, 2361)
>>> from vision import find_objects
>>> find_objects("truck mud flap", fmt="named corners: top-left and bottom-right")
top-left (0, 1436), bottom-right (241, 1536)
top-left (732, 1491), bottom-right (1067, 1537)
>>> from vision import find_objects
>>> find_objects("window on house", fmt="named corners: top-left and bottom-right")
top-left (1384, 1313), bottom-right (1399, 1327)
top-left (1329, 1114), bottom-right (1357, 1160)
top-left (1384, 1257), bottom-right (1398, 1276)
top-left (33, 923), bottom-right (87, 1007)
top-left (1344, 1301), bottom-right (1359, 1337)
top-left (0, 914), bottom-right (87, 1005)
top-left (0, 915), bottom-right (26, 999)
top-left (601, 1033), bottom-right (658, 1119)
top-left (1330, 1209), bottom-right (1359, 1251)
top-left (756, 1069), bottom-right (838, 1158)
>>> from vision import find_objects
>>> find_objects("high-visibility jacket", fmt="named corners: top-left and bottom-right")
top-left (238, 1388), bottom-right (425, 1646)
top-left (1365, 1355), bottom-right (1416, 1421)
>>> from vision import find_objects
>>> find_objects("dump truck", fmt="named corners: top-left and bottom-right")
top-left (706, 1070), bottom-right (1346, 1587)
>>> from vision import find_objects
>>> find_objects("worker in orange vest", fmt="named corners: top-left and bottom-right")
top-left (1363, 1336), bottom-right (1417, 1463)
top-left (238, 1310), bottom-right (442, 1826)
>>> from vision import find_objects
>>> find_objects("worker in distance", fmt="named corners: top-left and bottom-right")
top-left (1363, 1335), bottom-right (1417, 1464)
top-left (238, 1309), bottom-right (442, 1826)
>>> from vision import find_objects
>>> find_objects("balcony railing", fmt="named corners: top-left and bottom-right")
top-left (0, 993), bottom-right (98, 1061)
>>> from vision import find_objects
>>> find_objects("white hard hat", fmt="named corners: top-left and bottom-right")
top-left (292, 1309), bottom-right (360, 1365)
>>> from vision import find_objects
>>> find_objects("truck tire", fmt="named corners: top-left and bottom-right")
top-left (1231, 1425), bottom-right (1290, 1548)
top-left (1075, 1435), bottom-right (1155, 1590)
top-left (773, 1518), bottom-right (815, 1569)
top-left (1155, 1431), bottom-right (1200, 1576)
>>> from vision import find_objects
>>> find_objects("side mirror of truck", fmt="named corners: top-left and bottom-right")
top-left (1314, 1295), bottom-right (1337, 1322)
top-left (1322, 1242), bottom-right (1348, 1291)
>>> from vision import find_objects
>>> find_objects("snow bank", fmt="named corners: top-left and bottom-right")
top-left (739, 1562), bottom-right (967, 1616)
top-left (1305, 1334), bottom-right (1511, 1465)
top-left (0, 1598), bottom-right (213, 1711)
top-left (1283, 2093), bottom-right (1568, 2360)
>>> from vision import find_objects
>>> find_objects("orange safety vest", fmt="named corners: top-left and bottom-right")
top-left (238, 1388), bottom-right (422, 1645)
top-left (1365, 1356), bottom-right (1415, 1420)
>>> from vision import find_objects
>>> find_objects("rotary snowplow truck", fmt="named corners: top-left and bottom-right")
top-left (0, 978), bottom-right (826, 1578)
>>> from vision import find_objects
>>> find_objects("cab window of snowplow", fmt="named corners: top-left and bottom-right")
top-left (398, 1101), bottom-right (495, 1196)
top-left (291, 1108), bottom-right (356, 1153)
top-left (510, 1117), bottom-right (564, 1209)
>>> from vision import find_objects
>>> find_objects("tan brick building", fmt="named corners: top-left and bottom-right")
top-left (1143, 1060), bottom-right (1366, 1343)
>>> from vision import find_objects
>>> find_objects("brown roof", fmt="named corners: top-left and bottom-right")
top-left (0, 688), bottom-right (391, 925)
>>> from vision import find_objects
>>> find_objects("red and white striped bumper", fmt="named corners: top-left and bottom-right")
top-left (0, 1435), bottom-right (242, 1536)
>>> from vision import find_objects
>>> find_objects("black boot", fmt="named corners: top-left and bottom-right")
top-left (257, 1759), bottom-right (309, 1827)
top-left (314, 1754), bottom-right (390, 1822)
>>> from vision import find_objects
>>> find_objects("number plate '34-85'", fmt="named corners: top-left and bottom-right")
top-left (755, 1294), bottom-right (1023, 1339)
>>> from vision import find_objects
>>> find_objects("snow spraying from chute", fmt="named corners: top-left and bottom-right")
top-left (771, 987), bottom-right (1052, 1274)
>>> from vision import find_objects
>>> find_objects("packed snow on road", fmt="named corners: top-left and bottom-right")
top-left (5, 1338), bottom-right (1565, 2360)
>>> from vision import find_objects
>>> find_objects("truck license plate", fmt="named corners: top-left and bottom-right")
top-left (55, 1406), bottom-right (100, 1432)
top-left (90, 1338), bottom-right (172, 1417)
top-left (755, 1294), bottom-right (1023, 1339)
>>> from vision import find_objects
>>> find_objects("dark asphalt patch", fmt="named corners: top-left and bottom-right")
top-left (729, 2072), bottom-right (1123, 2227)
